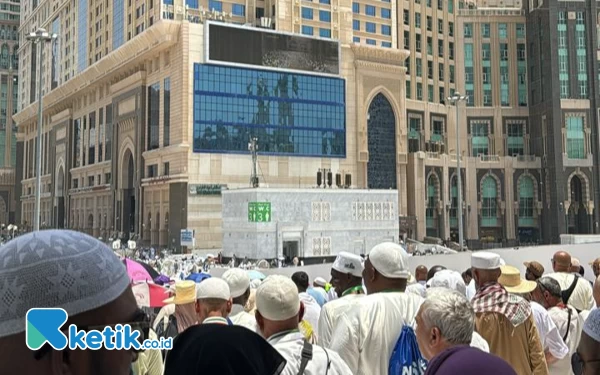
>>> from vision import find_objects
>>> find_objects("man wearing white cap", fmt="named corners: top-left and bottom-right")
top-left (195, 278), bottom-right (233, 325)
top-left (317, 251), bottom-right (365, 348)
top-left (329, 242), bottom-right (423, 375)
top-left (222, 268), bottom-right (257, 331)
top-left (256, 275), bottom-right (352, 374)
top-left (471, 252), bottom-right (548, 375)
top-left (0, 230), bottom-right (140, 375)
top-left (313, 277), bottom-right (335, 302)
top-left (428, 269), bottom-right (490, 352)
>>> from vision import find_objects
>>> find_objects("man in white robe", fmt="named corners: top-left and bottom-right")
top-left (318, 252), bottom-right (365, 348)
top-left (222, 268), bottom-right (257, 331)
top-left (330, 242), bottom-right (423, 375)
top-left (531, 277), bottom-right (583, 375)
top-left (256, 275), bottom-right (352, 375)
top-left (546, 251), bottom-right (594, 312)
top-left (292, 271), bottom-right (322, 333)
top-left (429, 269), bottom-right (490, 352)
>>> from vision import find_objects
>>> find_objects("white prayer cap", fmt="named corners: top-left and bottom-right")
top-left (256, 275), bottom-right (300, 321)
top-left (471, 252), bottom-right (502, 270)
top-left (314, 277), bottom-right (327, 287)
top-left (222, 268), bottom-right (250, 298)
top-left (196, 278), bottom-right (230, 301)
top-left (572, 258), bottom-right (581, 267)
top-left (583, 308), bottom-right (600, 342)
top-left (0, 230), bottom-right (130, 338)
top-left (332, 251), bottom-right (364, 278)
top-left (368, 242), bottom-right (409, 279)
top-left (429, 270), bottom-right (467, 296)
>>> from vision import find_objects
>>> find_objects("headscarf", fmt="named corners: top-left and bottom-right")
top-left (174, 303), bottom-right (197, 333)
top-left (472, 282), bottom-right (531, 327)
top-left (164, 324), bottom-right (286, 375)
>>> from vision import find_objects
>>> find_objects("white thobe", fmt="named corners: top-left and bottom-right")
top-left (548, 305), bottom-right (583, 375)
top-left (530, 301), bottom-right (569, 360)
top-left (326, 288), bottom-right (338, 302)
top-left (466, 279), bottom-right (477, 301)
top-left (229, 304), bottom-right (257, 332)
top-left (299, 292), bottom-right (322, 332)
top-left (268, 330), bottom-right (353, 375)
top-left (406, 282), bottom-right (426, 297)
top-left (546, 272), bottom-right (594, 311)
top-left (470, 332), bottom-right (490, 352)
top-left (330, 292), bottom-right (424, 375)
top-left (580, 305), bottom-right (597, 321)
top-left (317, 294), bottom-right (364, 348)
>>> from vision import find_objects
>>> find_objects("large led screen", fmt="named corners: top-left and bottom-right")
top-left (207, 23), bottom-right (340, 75)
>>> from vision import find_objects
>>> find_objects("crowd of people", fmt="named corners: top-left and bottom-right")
top-left (0, 229), bottom-right (599, 375)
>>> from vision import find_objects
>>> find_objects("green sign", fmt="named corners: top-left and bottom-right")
top-left (190, 184), bottom-right (224, 195)
top-left (248, 202), bottom-right (271, 222)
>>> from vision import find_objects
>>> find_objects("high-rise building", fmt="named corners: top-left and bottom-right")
top-left (525, 0), bottom-right (600, 243)
top-left (0, 0), bottom-right (19, 227)
top-left (14, 0), bottom-right (599, 251)
top-left (14, 0), bottom-right (411, 253)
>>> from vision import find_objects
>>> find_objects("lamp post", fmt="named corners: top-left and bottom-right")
top-left (26, 28), bottom-right (57, 232)
top-left (447, 92), bottom-right (468, 251)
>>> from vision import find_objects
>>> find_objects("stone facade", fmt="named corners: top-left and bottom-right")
top-left (221, 188), bottom-right (399, 259)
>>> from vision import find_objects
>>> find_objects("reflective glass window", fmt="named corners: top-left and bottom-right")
top-left (193, 64), bottom-right (346, 158)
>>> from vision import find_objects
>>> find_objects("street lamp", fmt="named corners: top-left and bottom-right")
top-left (26, 28), bottom-right (57, 232)
top-left (447, 92), bottom-right (469, 251)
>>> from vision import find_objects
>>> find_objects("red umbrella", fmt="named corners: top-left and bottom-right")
top-left (132, 282), bottom-right (170, 308)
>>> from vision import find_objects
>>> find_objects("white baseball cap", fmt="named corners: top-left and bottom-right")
top-left (256, 275), bottom-right (300, 321)
top-left (222, 268), bottom-right (250, 298)
top-left (332, 251), bottom-right (364, 278)
top-left (196, 278), bottom-right (231, 301)
top-left (472, 252), bottom-right (502, 270)
top-left (368, 242), bottom-right (409, 279)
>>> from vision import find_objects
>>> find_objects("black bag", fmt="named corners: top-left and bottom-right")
top-left (155, 315), bottom-right (179, 359)
top-left (561, 275), bottom-right (581, 312)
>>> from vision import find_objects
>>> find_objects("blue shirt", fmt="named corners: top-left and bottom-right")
top-left (307, 287), bottom-right (327, 307)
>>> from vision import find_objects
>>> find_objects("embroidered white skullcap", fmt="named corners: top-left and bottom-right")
top-left (368, 242), bottom-right (409, 279)
top-left (196, 278), bottom-right (230, 301)
top-left (314, 277), bottom-right (327, 287)
top-left (429, 270), bottom-right (467, 296)
top-left (583, 308), bottom-right (600, 342)
top-left (221, 268), bottom-right (250, 298)
top-left (256, 275), bottom-right (300, 321)
top-left (0, 230), bottom-right (130, 338)
top-left (471, 252), bottom-right (502, 270)
top-left (332, 252), bottom-right (363, 278)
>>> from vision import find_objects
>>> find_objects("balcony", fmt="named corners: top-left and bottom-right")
top-left (0, 168), bottom-right (15, 185)
top-left (479, 155), bottom-right (500, 162)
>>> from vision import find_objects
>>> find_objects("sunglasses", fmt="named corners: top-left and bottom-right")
top-left (572, 352), bottom-right (600, 375)
top-left (33, 309), bottom-right (150, 360)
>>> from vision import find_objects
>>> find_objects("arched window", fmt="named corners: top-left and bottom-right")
top-left (518, 176), bottom-right (534, 226)
top-left (367, 93), bottom-right (397, 189)
top-left (426, 175), bottom-right (437, 232)
top-left (481, 176), bottom-right (498, 226)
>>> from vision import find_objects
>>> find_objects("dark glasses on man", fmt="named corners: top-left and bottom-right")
top-left (34, 309), bottom-right (150, 360)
